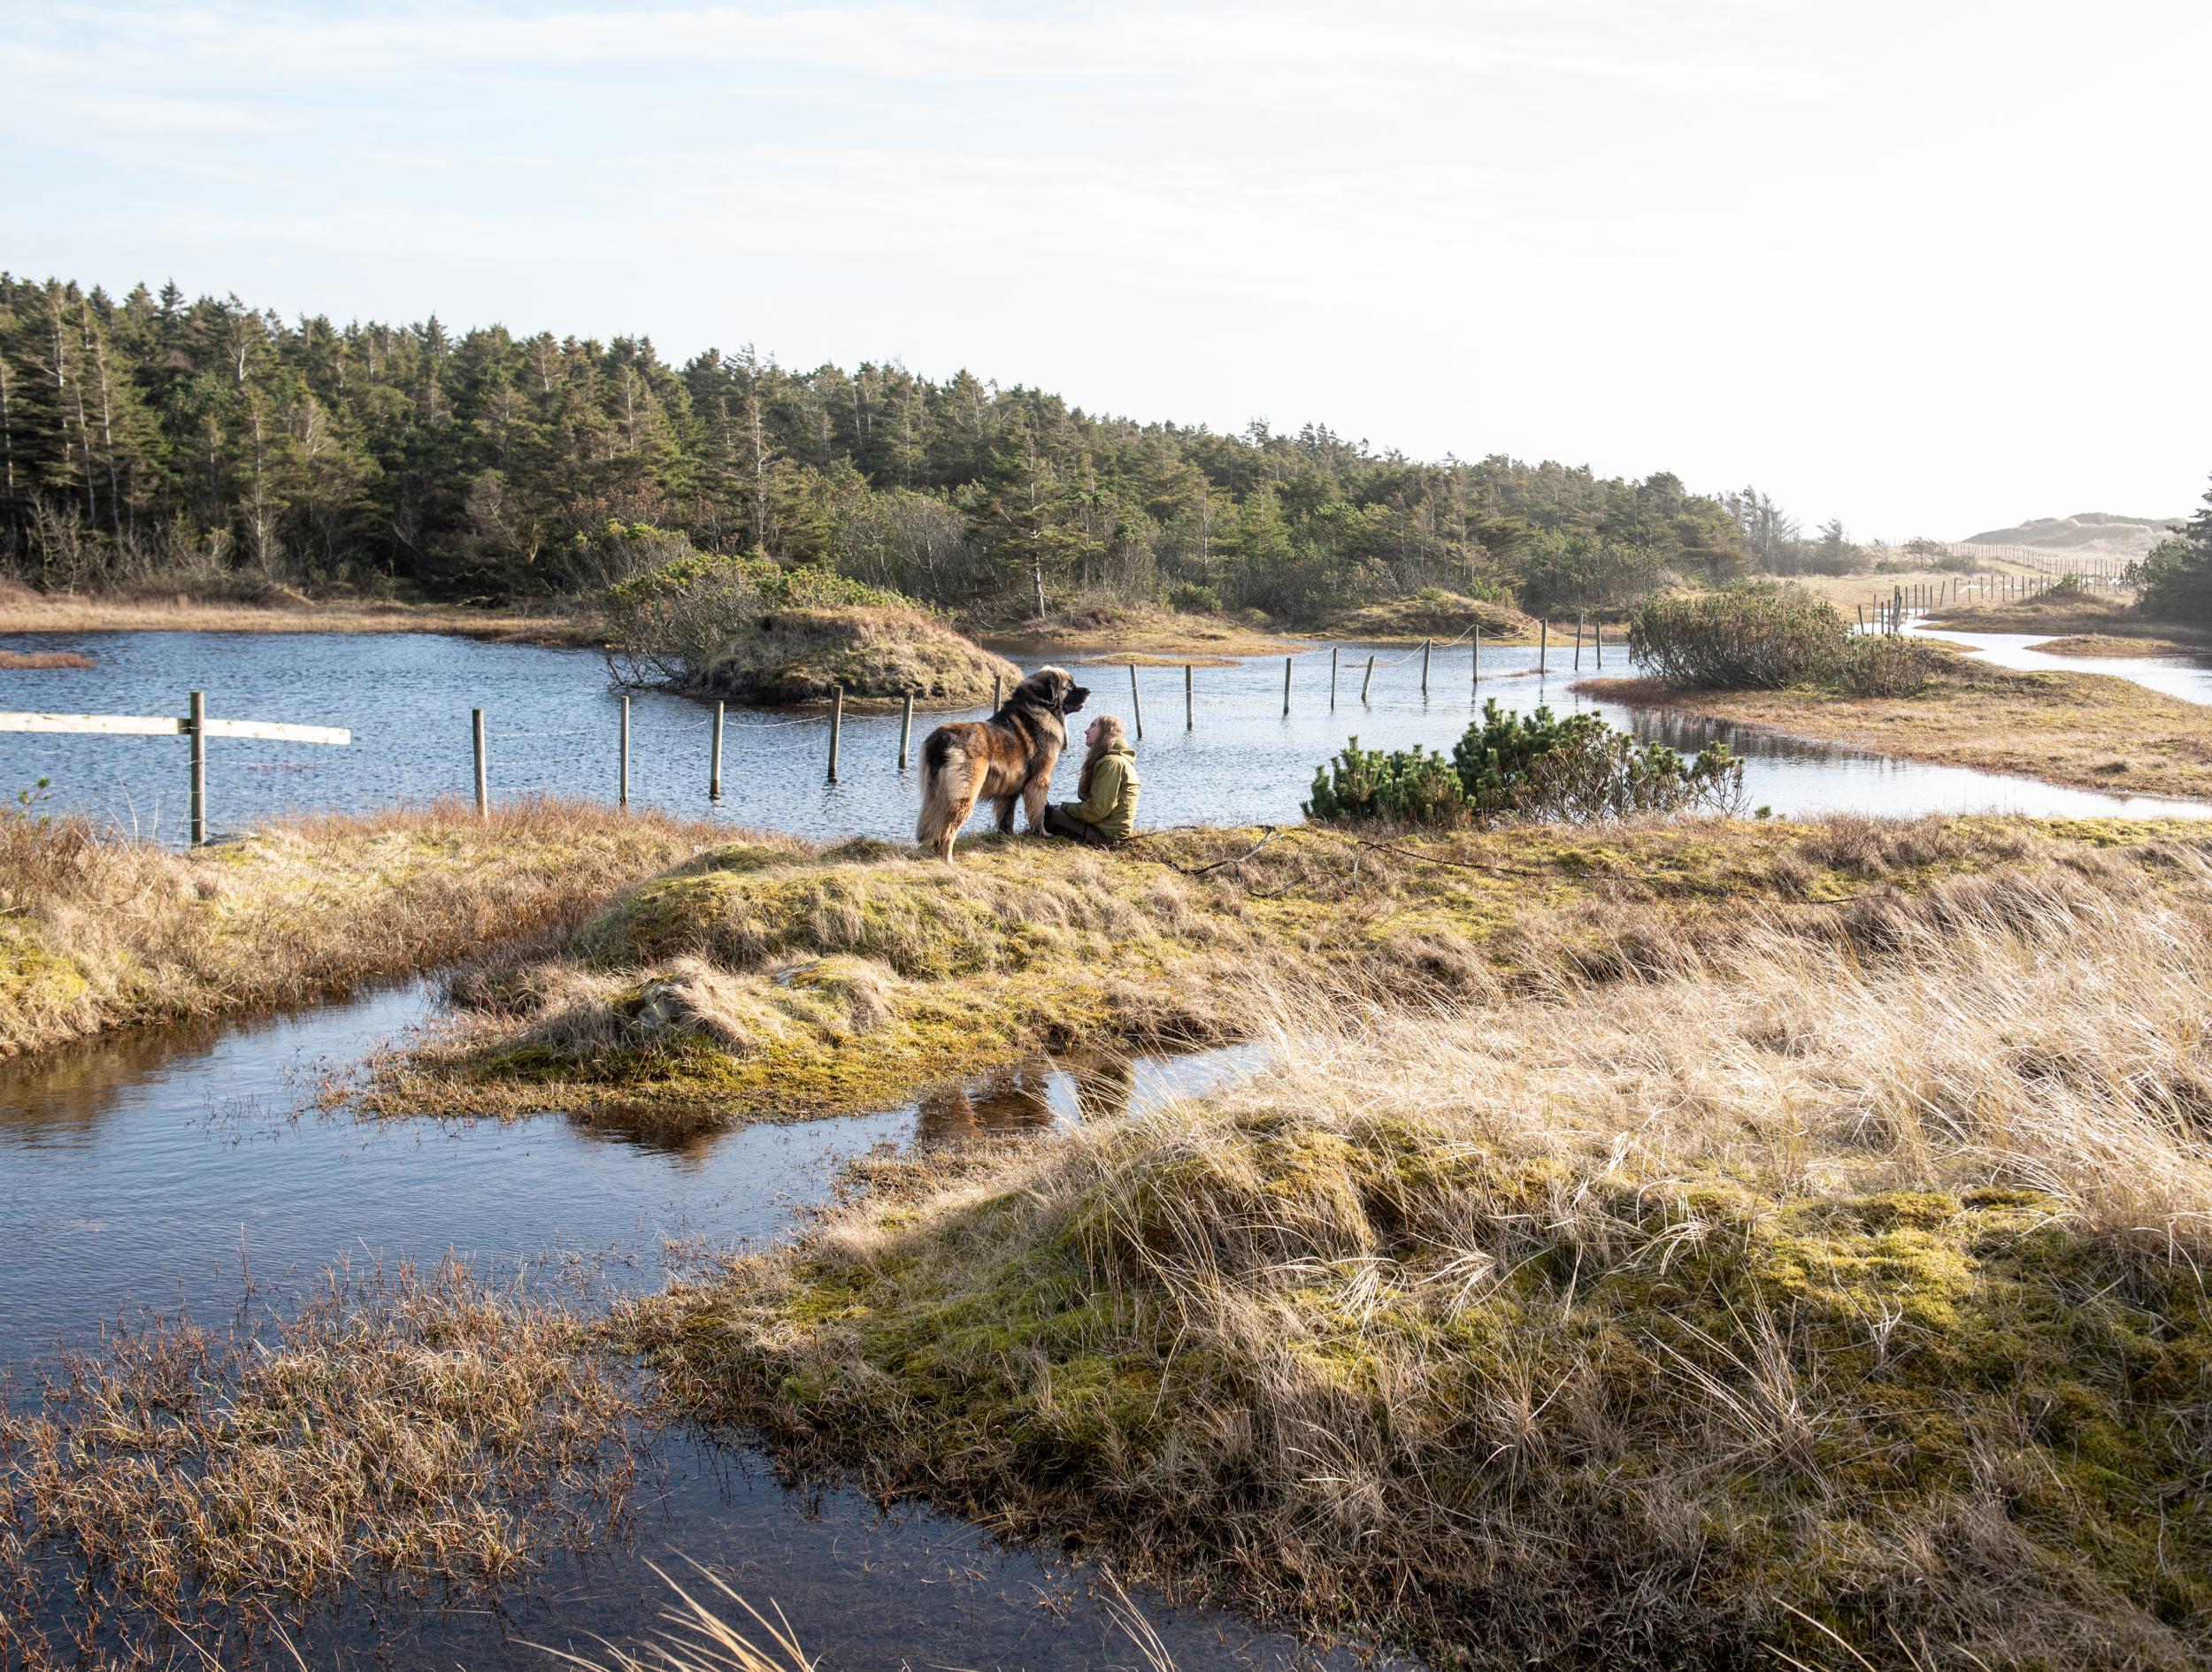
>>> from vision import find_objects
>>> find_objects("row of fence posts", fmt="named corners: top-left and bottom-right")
top-left (1861, 569), bottom-right (2089, 635)
top-left (457, 623), bottom-right (1620, 816)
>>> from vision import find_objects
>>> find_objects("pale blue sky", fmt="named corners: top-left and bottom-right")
top-left (6, 0), bottom-right (2205, 536)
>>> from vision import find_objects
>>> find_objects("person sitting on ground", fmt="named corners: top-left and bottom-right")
top-left (1044, 714), bottom-right (1140, 846)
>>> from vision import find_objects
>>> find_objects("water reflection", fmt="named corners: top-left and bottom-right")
top-left (912, 1055), bottom-right (1141, 1142)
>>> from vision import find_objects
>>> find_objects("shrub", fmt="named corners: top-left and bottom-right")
top-left (1303, 739), bottom-right (1467, 826)
top-left (1832, 634), bottom-right (1938, 697)
top-left (1306, 701), bottom-right (1741, 826)
top-left (1628, 588), bottom-right (1848, 689)
top-left (599, 529), bottom-right (915, 687)
top-left (1165, 580), bottom-right (1224, 615)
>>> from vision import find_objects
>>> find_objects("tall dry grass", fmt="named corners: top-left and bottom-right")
top-left (0, 799), bottom-right (772, 1059)
top-left (641, 853), bottom-right (2212, 1669)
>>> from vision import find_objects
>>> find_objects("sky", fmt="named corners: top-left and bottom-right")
top-left (4, 0), bottom-right (2206, 539)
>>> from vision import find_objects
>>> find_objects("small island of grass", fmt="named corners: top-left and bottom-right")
top-left (597, 526), bottom-right (1017, 708)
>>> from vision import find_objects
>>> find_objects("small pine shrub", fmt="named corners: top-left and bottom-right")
top-left (1306, 702), bottom-right (1741, 827)
top-left (1304, 739), bottom-right (1468, 826)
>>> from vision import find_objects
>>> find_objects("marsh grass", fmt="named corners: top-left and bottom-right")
top-left (631, 852), bottom-right (2212, 1669)
top-left (0, 1261), bottom-right (641, 1671)
top-left (0, 798), bottom-right (762, 1060)
top-left (380, 816), bottom-right (2210, 1143)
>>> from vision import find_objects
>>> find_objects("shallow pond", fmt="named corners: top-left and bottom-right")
top-left (0, 986), bottom-right (1341, 1670)
top-left (1913, 623), bottom-right (2212, 706)
top-left (5, 625), bottom-right (2208, 841)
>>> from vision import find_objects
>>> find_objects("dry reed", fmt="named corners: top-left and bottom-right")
top-left (0, 1262), bottom-right (641, 1671)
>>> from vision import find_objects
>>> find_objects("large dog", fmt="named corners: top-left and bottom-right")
top-left (916, 666), bottom-right (1089, 861)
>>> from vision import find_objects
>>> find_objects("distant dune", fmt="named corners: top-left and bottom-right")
top-left (1958, 511), bottom-right (2184, 561)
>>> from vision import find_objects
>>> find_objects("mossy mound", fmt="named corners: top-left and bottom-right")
top-left (1328, 588), bottom-right (1536, 641)
top-left (695, 606), bottom-right (1020, 709)
top-left (634, 852), bottom-right (2212, 1667)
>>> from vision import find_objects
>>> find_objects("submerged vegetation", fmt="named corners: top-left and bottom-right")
top-left (0, 798), bottom-right (744, 1060)
top-left (1304, 701), bottom-right (1741, 827)
top-left (0, 1262), bottom-right (641, 1669)
top-left (632, 829), bottom-right (2212, 1669)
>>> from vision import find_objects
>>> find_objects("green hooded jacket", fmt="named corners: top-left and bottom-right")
top-left (1066, 742), bottom-right (1140, 840)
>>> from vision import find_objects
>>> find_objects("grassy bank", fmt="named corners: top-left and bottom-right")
top-left (631, 832), bottom-right (2212, 1669)
top-left (1582, 643), bottom-right (2212, 801)
top-left (1325, 589), bottom-right (1538, 643)
top-left (975, 601), bottom-right (1308, 658)
top-left (0, 800), bottom-right (748, 1060)
top-left (2032, 632), bottom-right (2202, 658)
top-left (1926, 587), bottom-right (2199, 648)
top-left (0, 581), bottom-right (600, 645)
top-left (377, 814), bottom-right (2206, 1141)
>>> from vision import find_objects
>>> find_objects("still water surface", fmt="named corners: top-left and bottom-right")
top-left (0, 985), bottom-right (1325, 1669)
top-left (7, 625), bottom-right (2209, 842)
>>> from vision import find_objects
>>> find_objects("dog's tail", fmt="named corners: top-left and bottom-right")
top-left (915, 727), bottom-right (966, 855)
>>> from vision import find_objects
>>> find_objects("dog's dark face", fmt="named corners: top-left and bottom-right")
top-left (1017, 666), bottom-right (1088, 717)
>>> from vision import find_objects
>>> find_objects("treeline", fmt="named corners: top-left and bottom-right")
top-left (3, 273), bottom-right (1829, 622)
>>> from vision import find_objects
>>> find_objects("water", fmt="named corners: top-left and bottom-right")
top-left (5, 625), bottom-right (2209, 840)
top-left (1913, 623), bottom-right (2212, 706)
top-left (0, 986), bottom-right (1326, 1670)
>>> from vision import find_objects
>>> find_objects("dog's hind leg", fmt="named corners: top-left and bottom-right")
top-left (992, 794), bottom-right (1018, 833)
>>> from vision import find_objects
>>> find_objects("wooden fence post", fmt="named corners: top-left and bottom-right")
top-left (1594, 621), bottom-right (1603, 669)
top-left (618, 695), bottom-right (630, 809)
top-left (1421, 637), bottom-right (1432, 696)
top-left (1129, 663), bottom-right (1144, 740)
top-left (712, 700), bottom-right (726, 798)
top-left (188, 689), bottom-right (206, 847)
top-left (472, 707), bottom-right (488, 817)
top-left (1185, 663), bottom-right (1194, 729)
top-left (992, 673), bottom-right (1002, 711)
top-left (1361, 653), bottom-right (1375, 702)
top-left (1575, 614), bottom-right (1584, 671)
top-left (897, 691), bottom-right (912, 771)
top-left (1472, 625), bottom-right (1481, 687)
top-left (1329, 646), bottom-right (1338, 710)
top-left (1282, 656), bottom-right (1293, 717)
top-left (827, 686), bottom-right (843, 783)
top-left (1540, 620), bottom-right (1548, 676)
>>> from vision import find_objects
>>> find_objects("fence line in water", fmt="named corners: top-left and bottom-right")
top-left (12, 626), bottom-right (1658, 835)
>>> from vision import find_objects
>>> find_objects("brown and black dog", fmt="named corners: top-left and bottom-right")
top-left (915, 666), bottom-right (1089, 861)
